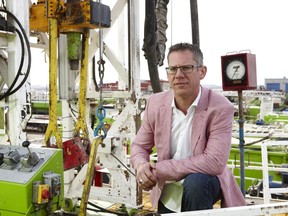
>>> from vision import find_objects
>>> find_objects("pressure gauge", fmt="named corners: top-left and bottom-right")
top-left (221, 53), bottom-right (257, 91)
top-left (225, 60), bottom-right (246, 80)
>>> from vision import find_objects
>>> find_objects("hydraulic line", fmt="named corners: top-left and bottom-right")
top-left (0, 27), bottom-right (24, 99)
top-left (0, 8), bottom-right (31, 100)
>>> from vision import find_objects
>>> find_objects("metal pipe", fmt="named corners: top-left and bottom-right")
top-left (238, 90), bottom-right (245, 196)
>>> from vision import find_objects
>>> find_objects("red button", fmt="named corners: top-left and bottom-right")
top-left (42, 189), bottom-right (50, 199)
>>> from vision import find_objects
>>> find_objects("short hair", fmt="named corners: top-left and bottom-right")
top-left (167, 42), bottom-right (203, 65)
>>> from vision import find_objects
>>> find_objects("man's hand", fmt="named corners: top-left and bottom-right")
top-left (136, 162), bottom-right (157, 191)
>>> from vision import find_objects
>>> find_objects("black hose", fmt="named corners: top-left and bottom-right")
top-left (6, 9), bottom-right (31, 95)
top-left (77, 197), bottom-right (129, 215)
top-left (92, 55), bottom-right (99, 91)
top-left (0, 7), bottom-right (31, 100)
top-left (0, 27), bottom-right (25, 99)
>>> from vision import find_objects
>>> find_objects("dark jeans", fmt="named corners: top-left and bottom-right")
top-left (157, 173), bottom-right (221, 214)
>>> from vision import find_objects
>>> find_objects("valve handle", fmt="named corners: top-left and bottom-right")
top-left (22, 140), bottom-right (31, 148)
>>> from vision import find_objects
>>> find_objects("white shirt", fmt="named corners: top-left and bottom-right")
top-left (160, 89), bottom-right (201, 212)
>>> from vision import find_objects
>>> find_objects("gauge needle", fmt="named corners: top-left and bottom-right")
top-left (232, 65), bottom-right (240, 79)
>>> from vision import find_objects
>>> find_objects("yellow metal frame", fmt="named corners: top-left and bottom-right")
top-left (79, 136), bottom-right (102, 216)
top-left (29, 1), bottom-right (48, 32)
top-left (74, 29), bottom-right (89, 139)
top-left (30, 2), bottom-right (107, 214)
top-left (30, 0), bottom-right (103, 33)
top-left (44, 18), bottom-right (62, 148)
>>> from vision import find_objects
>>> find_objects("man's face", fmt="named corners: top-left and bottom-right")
top-left (167, 50), bottom-right (206, 99)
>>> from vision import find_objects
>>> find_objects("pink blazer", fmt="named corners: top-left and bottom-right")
top-left (131, 87), bottom-right (246, 208)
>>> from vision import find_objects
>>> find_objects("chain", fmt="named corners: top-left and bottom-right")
top-left (94, 59), bottom-right (107, 139)
top-left (97, 59), bottom-right (105, 107)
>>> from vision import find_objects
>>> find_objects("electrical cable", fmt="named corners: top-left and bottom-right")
top-left (244, 136), bottom-right (271, 147)
top-left (0, 27), bottom-right (25, 99)
top-left (5, 9), bottom-right (31, 95)
top-left (76, 197), bottom-right (129, 216)
top-left (232, 135), bottom-right (271, 147)
top-left (68, 101), bottom-right (79, 118)
top-left (75, 153), bottom-right (136, 216)
top-left (92, 55), bottom-right (99, 91)
top-left (0, 7), bottom-right (31, 100)
top-left (110, 153), bottom-right (136, 177)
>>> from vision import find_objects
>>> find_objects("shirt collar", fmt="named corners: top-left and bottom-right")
top-left (172, 87), bottom-right (202, 110)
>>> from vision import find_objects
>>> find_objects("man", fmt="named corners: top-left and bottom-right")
top-left (130, 42), bottom-right (246, 213)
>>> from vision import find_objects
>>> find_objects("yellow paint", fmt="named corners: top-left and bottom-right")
top-left (79, 136), bottom-right (102, 216)
top-left (44, 18), bottom-right (62, 148)
top-left (74, 29), bottom-right (89, 139)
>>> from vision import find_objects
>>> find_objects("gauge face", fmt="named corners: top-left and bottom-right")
top-left (221, 53), bottom-right (257, 91)
top-left (225, 60), bottom-right (246, 80)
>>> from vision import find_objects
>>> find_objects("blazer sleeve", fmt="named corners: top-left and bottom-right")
top-left (155, 95), bottom-right (234, 182)
top-left (130, 97), bottom-right (155, 169)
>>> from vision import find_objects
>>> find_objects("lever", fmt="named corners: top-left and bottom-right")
top-left (22, 140), bottom-right (31, 154)
top-left (0, 153), bottom-right (3, 166)
top-left (20, 140), bottom-right (40, 169)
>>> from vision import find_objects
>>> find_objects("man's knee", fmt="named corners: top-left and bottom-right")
top-left (183, 173), bottom-right (220, 197)
top-left (183, 173), bottom-right (209, 189)
top-left (181, 173), bottom-right (221, 211)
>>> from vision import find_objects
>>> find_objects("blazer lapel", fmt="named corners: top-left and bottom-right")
top-left (191, 87), bottom-right (209, 154)
top-left (159, 91), bottom-right (173, 160)
top-left (191, 109), bottom-right (206, 154)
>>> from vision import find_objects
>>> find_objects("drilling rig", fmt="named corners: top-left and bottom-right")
top-left (0, 0), bottom-right (145, 215)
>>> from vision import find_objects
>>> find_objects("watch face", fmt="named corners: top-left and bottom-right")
top-left (226, 60), bottom-right (246, 80)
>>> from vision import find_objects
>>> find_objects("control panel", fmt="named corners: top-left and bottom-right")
top-left (0, 143), bottom-right (64, 216)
